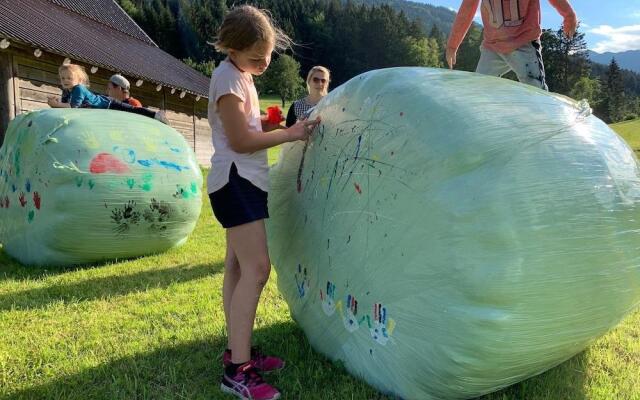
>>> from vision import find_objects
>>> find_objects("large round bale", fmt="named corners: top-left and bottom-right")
top-left (267, 68), bottom-right (640, 399)
top-left (0, 109), bottom-right (202, 266)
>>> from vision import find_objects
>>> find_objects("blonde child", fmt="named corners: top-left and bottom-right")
top-left (446, 0), bottom-right (577, 90)
top-left (208, 5), bottom-right (320, 400)
top-left (47, 64), bottom-right (167, 123)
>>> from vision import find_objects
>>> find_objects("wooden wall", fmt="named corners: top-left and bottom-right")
top-left (195, 100), bottom-right (212, 165)
top-left (0, 51), bottom-right (15, 146)
top-left (0, 45), bottom-right (212, 165)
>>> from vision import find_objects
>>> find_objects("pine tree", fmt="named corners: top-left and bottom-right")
top-left (541, 25), bottom-right (590, 94)
top-left (606, 58), bottom-right (625, 123)
top-left (428, 24), bottom-right (446, 66)
top-left (188, 0), bottom-right (227, 61)
top-left (454, 25), bottom-right (482, 72)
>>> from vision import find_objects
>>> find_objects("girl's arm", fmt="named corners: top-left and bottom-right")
top-left (218, 94), bottom-right (319, 154)
top-left (548, 0), bottom-right (577, 38)
top-left (446, 0), bottom-right (481, 69)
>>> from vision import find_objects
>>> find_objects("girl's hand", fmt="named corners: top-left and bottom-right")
top-left (288, 117), bottom-right (321, 142)
top-left (47, 96), bottom-right (60, 108)
top-left (446, 47), bottom-right (457, 69)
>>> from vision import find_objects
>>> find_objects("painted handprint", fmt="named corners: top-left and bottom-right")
top-left (143, 198), bottom-right (173, 232)
top-left (33, 192), bottom-right (41, 210)
top-left (294, 264), bottom-right (310, 298)
top-left (319, 281), bottom-right (336, 316)
top-left (338, 294), bottom-right (365, 333)
top-left (111, 200), bottom-right (141, 234)
top-left (366, 303), bottom-right (396, 346)
top-left (18, 192), bottom-right (27, 207)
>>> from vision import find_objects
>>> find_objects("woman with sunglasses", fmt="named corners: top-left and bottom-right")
top-left (285, 66), bottom-right (331, 127)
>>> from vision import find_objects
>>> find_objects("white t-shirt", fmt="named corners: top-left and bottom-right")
top-left (207, 59), bottom-right (268, 194)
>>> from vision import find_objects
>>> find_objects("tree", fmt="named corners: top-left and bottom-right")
top-left (570, 76), bottom-right (602, 109)
top-left (257, 55), bottom-right (305, 107)
top-left (402, 37), bottom-right (441, 67)
top-left (428, 24), bottom-right (446, 66)
top-left (541, 25), bottom-right (590, 94)
top-left (118, 0), bottom-right (463, 87)
top-left (183, 58), bottom-right (215, 77)
top-left (454, 25), bottom-right (482, 72)
top-left (428, 24), bottom-right (444, 42)
top-left (605, 58), bottom-right (625, 123)
top-left (118, 0), bottom-right (140, 18)
top-left (187, 0), bottom-right (227, 61)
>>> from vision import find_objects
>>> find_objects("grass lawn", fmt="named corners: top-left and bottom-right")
top-left (1, 121), bottom-right (639, 399)
top-left (260, 94), bottom-right (288, 165)
top-left (259, 94), bottom-right (291, 113)
top-left (611, 118), bottom-right (640, 154)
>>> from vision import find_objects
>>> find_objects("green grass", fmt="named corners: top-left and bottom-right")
top-left (1, 123), bottom-right (639, 399)
top-left (0, 194), bottom-right (384, 400)
top-left (259, 94), bottom-right (292, 113)
top-left (611, 118), bottom-right (640, 154)
top-left (260, 94), bottom-right (287, 165)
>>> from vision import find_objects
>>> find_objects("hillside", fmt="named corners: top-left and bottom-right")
top-left (352, 0), bottom-right (476, 34)
top-left (589, 50), bottom-right (640, 73)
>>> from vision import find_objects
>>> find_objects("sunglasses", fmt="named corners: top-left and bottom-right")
top-left (312, 77), bottom-right (327, 84)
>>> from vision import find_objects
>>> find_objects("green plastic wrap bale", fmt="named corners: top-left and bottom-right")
top-left (0, 109), bottom-right (203, 266)
top-left (267, 68), bottom-right (640, 399)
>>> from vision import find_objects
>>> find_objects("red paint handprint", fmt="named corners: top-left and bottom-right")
top-left (19, 192), bottom-right (27, 207)
top-left (33, 192), bottom-right (41, 210)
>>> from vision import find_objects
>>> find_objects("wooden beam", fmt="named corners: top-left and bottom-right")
top-left (0, 51), bottom-right (16, 146)
top-left (193, 101), bottom-right (197, 155)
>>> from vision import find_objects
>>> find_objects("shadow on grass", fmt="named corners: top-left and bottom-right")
top-left (476, 351), bottom-right (588, 400)
top-left (0, 245), bottom-right (202, 281)
top-left (4, 314), bottom-right (590, 400)
top-left (6, 321), bottom-right (389, 400)
top-left (0, 261), bottom-right (223, 311)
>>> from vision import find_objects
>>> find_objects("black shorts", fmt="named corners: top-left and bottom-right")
top-left (209, 163), bottom-right (269, 228)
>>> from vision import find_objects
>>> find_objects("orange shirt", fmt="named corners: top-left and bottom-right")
top-left (123, 97), bottom-right (143, 108)
top-left (447, 0), bottom-right (576, 54)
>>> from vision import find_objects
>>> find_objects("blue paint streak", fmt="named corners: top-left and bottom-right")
top-left (137, 159), bottom-right (189, 172)
top-left (354, 135), bottom-right (362, 159)
top-left (158, 160), bottom-right (188, 172)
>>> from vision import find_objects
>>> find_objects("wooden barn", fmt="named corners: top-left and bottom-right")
top-left (0, 0), bottom-right (213, 165)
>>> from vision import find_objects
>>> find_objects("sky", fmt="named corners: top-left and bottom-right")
top-left (414, 0), bottom-right (640, 53)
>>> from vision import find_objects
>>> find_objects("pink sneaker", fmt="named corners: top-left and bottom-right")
top-left (223, 347), bottom-right (285, 372)
top-left (221, 361), bottom-right (280, 400)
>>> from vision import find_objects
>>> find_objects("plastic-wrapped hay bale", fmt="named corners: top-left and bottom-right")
top-left (0, 109), bottom-right (202, 266)
top-left (267, 68), bottom-right (640, 399)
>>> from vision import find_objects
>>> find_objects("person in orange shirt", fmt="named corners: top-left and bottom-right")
top-left (446, 0), bottom-right (577, 90)
top-left (107, 74), bottom-right (143, 107)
